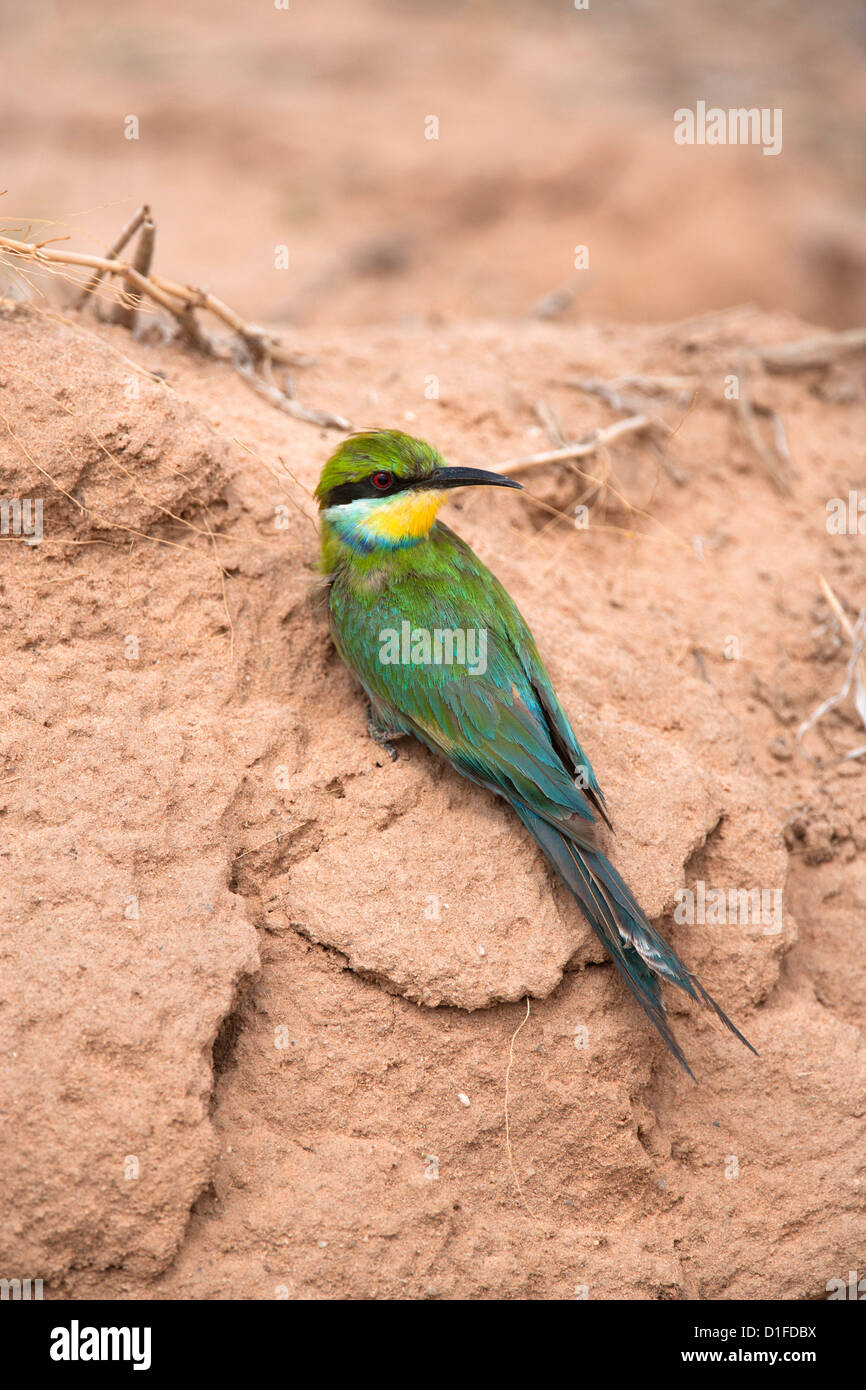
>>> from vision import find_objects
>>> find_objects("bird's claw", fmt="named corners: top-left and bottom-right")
top-left (366, 708), bottom-right (401, 762)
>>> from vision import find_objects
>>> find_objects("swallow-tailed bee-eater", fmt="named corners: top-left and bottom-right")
top-left (315, 429), bottom-right (755, 1077)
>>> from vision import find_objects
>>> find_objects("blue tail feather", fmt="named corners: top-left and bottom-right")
top-left (512, 801), bottom-right (756, 1078)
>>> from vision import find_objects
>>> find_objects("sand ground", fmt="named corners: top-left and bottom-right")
top-left (1, 0), bottom-right (864, 1300)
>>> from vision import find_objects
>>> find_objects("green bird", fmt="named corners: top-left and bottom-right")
top-left (315, 429), bottom-right (755, 1077)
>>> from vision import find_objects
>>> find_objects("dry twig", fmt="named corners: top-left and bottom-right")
top-left (75, 205), bottom-right (150, 307)
top-left (504, 999), bottom-right (539, 1221)
top-left (757, 328), bottom-right (866, 374)
top-left (563, 375), bottom-right (689, 485)
top-left (797, 577), bottom-right (866, 763)
top-left (0, 216), bottom-right (348, 430)
top-left (112, 213), bottom-right (156, 331)
top-left (496, 414), bottom-right (654, 475)
top-left (733, 358), bottom-right (792, 495)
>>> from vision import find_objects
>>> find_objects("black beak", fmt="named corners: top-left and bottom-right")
top-left (425, 466), bottom-right (523, 491)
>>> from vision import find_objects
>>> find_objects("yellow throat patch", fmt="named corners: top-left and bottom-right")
top-left (363, 488), bottom-right (448, 543)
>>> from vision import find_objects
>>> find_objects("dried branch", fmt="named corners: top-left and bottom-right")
top-left (564, 375), bottom-right (694, 410)
top-left (757, 328), bottom-right (866, 374)
top-left (797, 577), bottom-right (866, 763)
top-left (75, 204), bottom-right (150, 307)
top-left (561, 377), bottom-right (687, 485)
top-left (112, 213), bottom-right (155, 330)
top-left (496, 414), bottom-right (654, 475)
top-left (232, 350), bottom-right (349, 430)
top-left (0, 221), bottom-right (345, 430)
top-left (732, 358), bottom-right (792, 495)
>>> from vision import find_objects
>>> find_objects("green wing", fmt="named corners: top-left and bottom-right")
top-left (329, 523), bottom-right (609, 835)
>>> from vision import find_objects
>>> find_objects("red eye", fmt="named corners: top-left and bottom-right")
top-left (371, 471), bottom-right (393, 491)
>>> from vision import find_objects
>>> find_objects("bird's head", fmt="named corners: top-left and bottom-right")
top-left (315, 429), bottom-right (522, 554)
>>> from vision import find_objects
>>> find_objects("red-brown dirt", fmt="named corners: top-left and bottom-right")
top-left (1, 300), bottom-right (864, 1298)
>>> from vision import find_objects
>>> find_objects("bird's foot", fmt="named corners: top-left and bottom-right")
top-left (366, 707), bottom-right (403, 762)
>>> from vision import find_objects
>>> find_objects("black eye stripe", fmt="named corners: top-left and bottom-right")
top-left (325, 474), bottom-right (424, 507)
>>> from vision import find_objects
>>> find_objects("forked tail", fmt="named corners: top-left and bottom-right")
top-left (512, 801), bottom-right (757, 1079)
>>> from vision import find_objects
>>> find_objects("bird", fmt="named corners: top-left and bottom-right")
top-left (315, 429), bottom-right (755, 1078)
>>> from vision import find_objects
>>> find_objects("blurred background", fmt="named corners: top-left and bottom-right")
top-left (2, 0), bottom-right (865, 330)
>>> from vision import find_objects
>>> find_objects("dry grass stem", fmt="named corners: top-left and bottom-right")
top-left (0, 217), bottom-right (348, 431)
